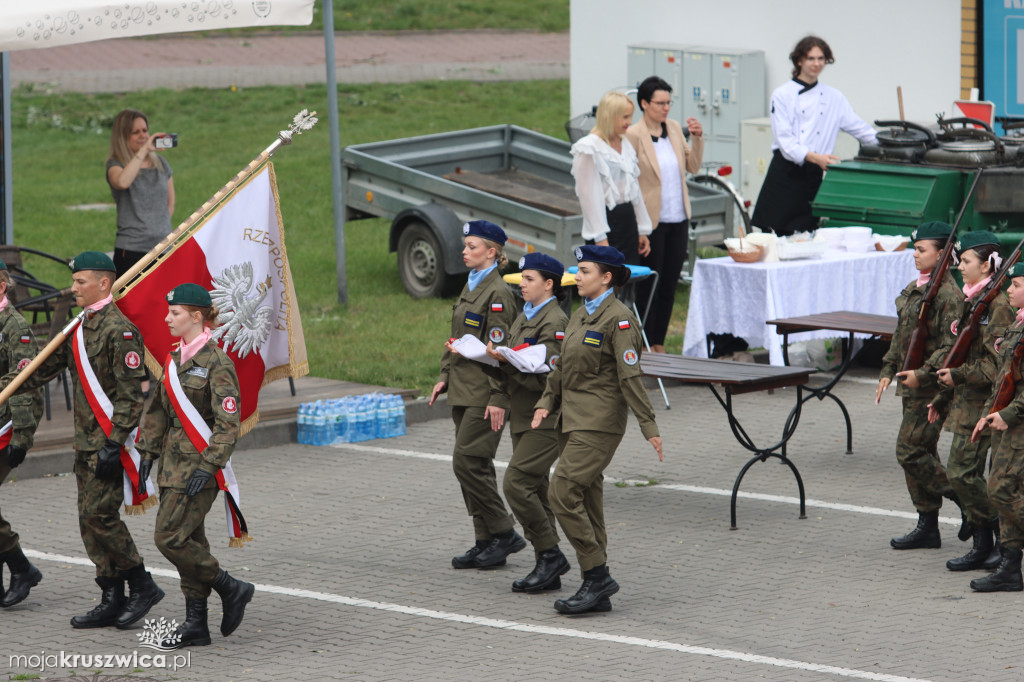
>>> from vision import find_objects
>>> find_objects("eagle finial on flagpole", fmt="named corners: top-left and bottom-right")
top-left (264, 109), bottom-right (319, 156)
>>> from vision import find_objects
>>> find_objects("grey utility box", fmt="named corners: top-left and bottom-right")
top-left (626, 43), bottom-right (766, 176)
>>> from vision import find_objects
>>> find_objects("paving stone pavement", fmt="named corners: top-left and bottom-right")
top-left (1, 377), bottom-right (1021, 681)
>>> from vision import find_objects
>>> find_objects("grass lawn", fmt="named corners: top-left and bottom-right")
top-left (11, 79), bottom-right (701, 394)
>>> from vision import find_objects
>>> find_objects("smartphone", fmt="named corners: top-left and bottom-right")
top-left (154, 134), bottom-right (178, 149)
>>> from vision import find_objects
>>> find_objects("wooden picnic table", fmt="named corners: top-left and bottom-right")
top-left (767, 311), bottom-right (897, 454)
top-left (640, 354), bottom-right (817, 529)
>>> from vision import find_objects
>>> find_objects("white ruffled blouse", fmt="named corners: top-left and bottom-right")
top-left (570, 134), bottom-right (653, 243)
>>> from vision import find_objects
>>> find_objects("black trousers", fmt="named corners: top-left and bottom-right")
top-left (750, 150), bottom-right (824, 236)
top-left (637, 220), bottom-right (688, 346)
top-left (605, 203), bottom-right (640, 265)
top-left (113, 248), bottom-right (149, 279)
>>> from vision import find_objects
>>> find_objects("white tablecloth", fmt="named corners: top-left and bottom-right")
top-left (683, 250), bottom-right (917, 365)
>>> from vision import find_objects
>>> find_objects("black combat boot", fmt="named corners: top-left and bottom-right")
top-left (0, 548), bottom-right (42, 607)
top-left (970, 547), bottom-right (1024, 592)
top-left (982, 520), bottom-right (1002, 570)
top-left (452, 540), bottom-right (491, 569)
top-left (211, 569), bottom-right (255, 637)
top-left (71, 576), bottom-right (125, 628)
top-left (554, 564), bottom-right (620, 614)
top-left (512, 546), bottom-right (570, 593)
top-left (890, 511), bottom-right (941, 549)
top-left (116, 563), bottom-right (165, 629)
top-left (474, 529), bottom-right (527, 568)
top-left (946, 524), bottom-right (994, 571)
top-left (163, 598), bottom-right (211, 648)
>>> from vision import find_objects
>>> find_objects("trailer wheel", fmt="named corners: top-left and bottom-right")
top-left (397, 221), bottom-right (460, 298)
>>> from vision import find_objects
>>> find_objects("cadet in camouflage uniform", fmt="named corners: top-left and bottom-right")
top-left (136, 283), bottom-right (254, 647)
top-left (3, 252), bottom-right (164, 628)
top-left (928, 232), bottom-right (1012, 571)
top-left (534, 245), bottom-right (663, 614)
top-left (0, 259), bottom-right (45, 608)
top-left (430, 220), bottom-right (525, 569)
top-left (485, 253), bottom-right (571, 594)
top-left (876, 222), bottom-right (963, 550)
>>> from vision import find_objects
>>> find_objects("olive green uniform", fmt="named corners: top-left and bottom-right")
top-left (137, 341), bottom-right (241, 599)
top-left (535, 295), bottom-right (659, 572)
top-left (931, 291), bottom-right (1013, 526)
top-left (7, 303), bottom-right (147, 578)
top-left (983, 322), bottom-right (1024, 550)
top-left (488, 298), bottom-right (568, 555)
top-left (879, 273), bottom-right (961, 513)
top-left (440, 268), bottom-right (518, 540)
top-left (0, 305), bottom-right (43, 555)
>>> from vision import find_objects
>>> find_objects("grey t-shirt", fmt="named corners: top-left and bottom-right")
top-left (106, 155), bottom-right (173, 251)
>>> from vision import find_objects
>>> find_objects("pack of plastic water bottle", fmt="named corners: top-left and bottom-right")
top-left (296, 392), bottom-right (407, 445)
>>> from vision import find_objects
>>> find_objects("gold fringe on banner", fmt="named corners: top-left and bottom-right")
top-left (228, 532), bottom-right (254, 548)
top-left (124, 495), bottom-right (158, 515)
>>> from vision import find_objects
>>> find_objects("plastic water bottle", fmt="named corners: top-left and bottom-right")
top-left (333, 398), bottom-right (349, 444)
top-left (312, 400), bottom-right (327, 446)
top-left (352, 397), bottom-right (366, 443)
top-left (375, 395), bottom-right (389, 439)
top-left (296, 402), bottom-right (309, 444)
top-left (392, 395), bottom-right (407, 437)
top-left (362, 395), bottom-right (376, 441)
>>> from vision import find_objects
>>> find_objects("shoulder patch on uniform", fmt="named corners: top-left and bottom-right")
top-left (222, 396), bottom-right (238, 414)
top-left (583, 330), bottom-right (603, 347)
top-left (488, 327), bottom-right (506, 343)
top-left (16, 358), bottom-right (29, 371)
top-left (491, 302), bottom-right (503, 312)
top-left (950, 320), bottom-right (958, 336)
top-left (622, 348), bottom-right (639, 366)
top-left (123, 331), bottom-right (134, 340)
top-left (618, 319), bottom-right (630, 330)
top-left (125, 351), bottom-right (141, 369)
top-left (464, 311), bottom-right (483, 328)
top-left (549, 354), bottom-right (559, 370)
top-left (19, 335), bottom-right (31, 344)
top-left (555, 331), bottom-right (564, 340)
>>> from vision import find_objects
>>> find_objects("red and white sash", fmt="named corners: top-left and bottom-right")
top-left (71, 323), bottom-right (156, 514)
top-left (0, 420), bottom-right (13, 452)
top-left (164, 355), bottom-right (251, 547)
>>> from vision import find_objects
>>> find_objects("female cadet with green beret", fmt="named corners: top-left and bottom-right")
top-left (533, 245), bottom-right (663, 614)
top-left (430, 221), bottom-right (525, 570)
top-left (927, 232), bottom-right (1012, 571)
top-left (136, 284), bottom-right (255, 647)
top-left (970, 263), bottom-right (1024, 592)
top-left (484, 252), bottom-right (571, 593)
top-left (876, 221), bottom-right (964, 550)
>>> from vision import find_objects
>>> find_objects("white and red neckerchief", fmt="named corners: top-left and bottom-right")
top-left (0, 420), bottom-right (12, 451)
top-left (164, 352), bottom-right (250, 547)
top-left (70, 315), bottom-right (156, 514)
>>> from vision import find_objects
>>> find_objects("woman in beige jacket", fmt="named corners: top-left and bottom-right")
top-left (625, 76), bottom-right (704, 352)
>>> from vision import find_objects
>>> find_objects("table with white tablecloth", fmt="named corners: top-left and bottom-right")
top-left (682, 249), bottom-right (918, 365)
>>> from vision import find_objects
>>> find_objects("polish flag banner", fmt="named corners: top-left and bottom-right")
top-left (116, 162), bottom-right (308, 434)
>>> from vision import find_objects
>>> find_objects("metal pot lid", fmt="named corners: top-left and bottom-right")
top-left (940, 139), bottom-right (997, 152)
top-left (1000, 135), bottom-right (1024, 145)
top-left (877, 127), bottom-right (931, 147)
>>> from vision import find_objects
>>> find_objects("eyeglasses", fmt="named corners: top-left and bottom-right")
top-left (650, 100), bottom-right (672, 108)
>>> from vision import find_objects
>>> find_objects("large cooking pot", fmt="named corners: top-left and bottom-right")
top-left (924, 124), bottom-right (1008, 167)
top-left (858, 119), bottom-right (936, 162)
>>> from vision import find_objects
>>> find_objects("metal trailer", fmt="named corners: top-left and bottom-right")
top-left (341, 124), bottom-right (734, 298)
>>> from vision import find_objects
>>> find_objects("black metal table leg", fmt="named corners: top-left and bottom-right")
top-left (781, 330), bottom-right (857, 454)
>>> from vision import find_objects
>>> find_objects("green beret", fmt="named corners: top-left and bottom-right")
top-left (955, 230), bottom-right (1000, 255)
top-left (69, 251), bottom-right (116, 273)
top-left (1009, 263), bottom-right (1024, 280)
top-left (910, 221), bottom-right (954, 244)
top-left (0, 258), bottom-right (7, 271)
top-left (166, 283), bottom-right (212, 307)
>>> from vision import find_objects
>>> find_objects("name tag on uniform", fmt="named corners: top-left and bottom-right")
top-left (186, 367), bottom-right (209, 379)
top-left (464, 311), bottom-right (483, 328)
top-left (583, 331), bottom-right (603, 348)
top-left (523, 337), bottom-right (538, 346)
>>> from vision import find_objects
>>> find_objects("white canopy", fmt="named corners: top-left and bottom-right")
top-left (0, 1), bottom-right (315, 52)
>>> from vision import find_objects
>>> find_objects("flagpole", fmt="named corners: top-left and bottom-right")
top-left (0, 308), bottom-right (85, 406)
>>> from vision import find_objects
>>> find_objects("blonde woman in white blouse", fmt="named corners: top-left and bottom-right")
top-left (571, 91), bottom-right (652, 264)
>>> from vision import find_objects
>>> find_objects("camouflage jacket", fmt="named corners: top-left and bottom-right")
top-left (487, 298), bottom-right (567, 434)
top-left (0, 304), bottom-right (43, 450)
top-left (7, 303), bottom-right (145, 452)
top-left (439, 268), bottom-right (518, 408)
top-left (932, 290), bottom-right (1014, 434)
top-left (136, 341), bottom-right (240, 489)
top-left (879, 272), bottom-right (962, 399)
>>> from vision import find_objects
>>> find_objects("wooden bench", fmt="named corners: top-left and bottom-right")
top-left (640, 354), bottom-right (817, 529)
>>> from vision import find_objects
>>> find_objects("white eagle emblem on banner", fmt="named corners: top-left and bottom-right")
top-left (210, 262), bottom-right (273, 358)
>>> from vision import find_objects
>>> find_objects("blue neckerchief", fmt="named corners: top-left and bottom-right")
top-left (584, 289), bottom-right (614, 315)
top-left (467, 263), bottom-right (497, 292)
top-left (522, 296), bottom-right (554, 321)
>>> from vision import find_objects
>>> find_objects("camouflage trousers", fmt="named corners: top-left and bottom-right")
top-left (549, 429), bottom-right (623, 574)
top-left (451, 406), bottom-right (513, 540)
top-left (154, 486), bottom-right (221, 599)
top-left (0, 461), bottom-right (20, 555)
top-left (947, 431), bottom-right (996, 526)
top-left (987, 431), bottom-right (1024, 550)
top-left (504, 428), bottom-right (561, 554)
top-left (75, 451), bottom-right (143, 578)
top-left (896, 397), bottom-right (953, 512)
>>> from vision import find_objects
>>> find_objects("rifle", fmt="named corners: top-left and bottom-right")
top-left (942, 234), bottom-right (1024, 369)
top-left (900, 168), bottom-right (985, 373)
top-left (974, 334), bottom-right (1024, 443)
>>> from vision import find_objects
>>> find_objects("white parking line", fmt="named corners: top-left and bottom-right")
top-left (23, 549), bottom-right (931, 682)
top-left (332, 443), bottom-right (961, 526)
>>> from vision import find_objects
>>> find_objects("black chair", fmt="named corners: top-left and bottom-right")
top-left (0, 246), bottom-right (71, 325)
top-left (24, 288), bottom-right (75, 420)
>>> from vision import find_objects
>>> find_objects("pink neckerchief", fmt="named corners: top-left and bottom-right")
top-left (0, 295), bottom-right (8, 312)
top-left (178, 329), bottom-right (212, 365)
top-left (1016, 309), bottom-right (1024, 326)
top-left (86, 294), bottom-right (113, 312)
top-left (916, 271), bottom-right (931, 288)
top-left (962, 275), bottom-right (992, 301)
